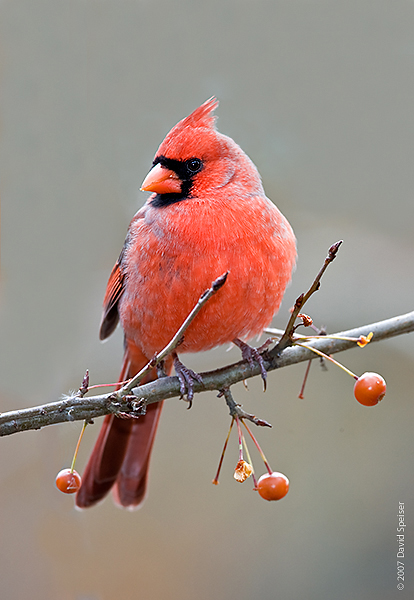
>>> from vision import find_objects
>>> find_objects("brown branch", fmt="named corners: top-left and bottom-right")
top-left (1, 311), bottom-right (413, 437)
top-left (221, 387), bottom-right (272, 427)
top-left (274, 240), bottom-right (342, 353)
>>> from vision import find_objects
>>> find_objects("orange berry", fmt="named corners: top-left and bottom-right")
top-left (354, 372), bottom-right (386, 406)
top-left (55, 468), bottom-right (82, 494)
top-left (257, 472), bottom-right (289, 501)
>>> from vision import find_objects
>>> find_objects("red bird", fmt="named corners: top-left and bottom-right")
top-left (76, 98), bottom-right (296, 509)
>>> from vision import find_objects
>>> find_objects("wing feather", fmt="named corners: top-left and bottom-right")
top-left (99, 245), bottom-right (127, 340)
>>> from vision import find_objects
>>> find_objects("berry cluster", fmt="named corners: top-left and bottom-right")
top-left (212, 403), bottom-right (290, 502)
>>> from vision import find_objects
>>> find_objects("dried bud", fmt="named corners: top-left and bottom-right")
top-left (297, 313), bottom-right (313, 327)
top-left (233, 460), bottom-right (253, 483)
top-left (357, 332), bottom-right (373, 348)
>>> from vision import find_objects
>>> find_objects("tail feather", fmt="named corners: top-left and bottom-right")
top-left (76, 344), bottom-right (169, 509)
top-left (112, 402), bottom-right (163, 509)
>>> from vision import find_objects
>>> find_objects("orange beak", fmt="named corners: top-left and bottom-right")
top-left (140, 163), bottom-right (182, 194)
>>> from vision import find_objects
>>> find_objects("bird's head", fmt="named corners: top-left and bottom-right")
top-left (141, 98), bottom-right (263, 207)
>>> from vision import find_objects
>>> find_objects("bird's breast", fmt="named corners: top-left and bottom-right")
top-left (119, 194), bottom-right (296, 358)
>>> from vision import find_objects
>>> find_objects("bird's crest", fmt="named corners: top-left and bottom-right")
top-left (167, 97), bottom-right (219, 139)
top-left (178, 97), bottom-right (219, 131)
top-left (155, 98), bottom-right (220, 159)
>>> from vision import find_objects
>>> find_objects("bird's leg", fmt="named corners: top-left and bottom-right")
top-left (233, 338), bottom-right (271, 390)
top-left (156, 359), bottom-right (168, 379)
top-left (173, 352), bottom-right (204, 408)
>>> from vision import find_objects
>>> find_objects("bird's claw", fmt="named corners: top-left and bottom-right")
top-left (173, 354), bottom-right (203, 408)
top-left (233, 338), bottom-right (269, 391)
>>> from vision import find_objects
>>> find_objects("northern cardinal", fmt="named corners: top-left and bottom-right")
top-left (76, 98), bottom-right (296, 509)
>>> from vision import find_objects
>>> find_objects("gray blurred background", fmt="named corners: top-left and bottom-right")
top-left (1, 1), bottom-right (413, 599)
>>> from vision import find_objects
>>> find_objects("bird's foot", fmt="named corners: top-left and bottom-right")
top-left (233, 338), bottom-right (271, 391)
top-left (173, 353), bottom-right (204, 408)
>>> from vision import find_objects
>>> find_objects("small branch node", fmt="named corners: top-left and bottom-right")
top-left (212, 271), bottom-right (229, 291)
top-left (221, 387), bottom-right (272, 427)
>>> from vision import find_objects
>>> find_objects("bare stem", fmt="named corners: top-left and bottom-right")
top-left (274, 241), bottom-right (342, 353)
top-left (212, 418), bottom-right (234, 485)
top-left (295, 342), bottom-right (358, 379)
top-left (242, 420), bottom-right (273, 475)
top-left (242, 435), bottom-right (258, 488)
top-left (235, 417), bottom-right (244, 462)
top-left (298, 360), bottom-right (312, 399)
top-left (70, 420), bottom-right (88, 473)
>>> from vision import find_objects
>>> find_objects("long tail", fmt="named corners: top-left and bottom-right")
top-left (76, 344), bottom-right (170, 509)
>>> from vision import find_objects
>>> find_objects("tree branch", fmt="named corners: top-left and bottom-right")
top-left (1, 311), bottom-right (413, 437)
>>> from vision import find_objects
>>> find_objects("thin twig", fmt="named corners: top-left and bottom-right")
top-left (273, 240), bottom-right (342, 354)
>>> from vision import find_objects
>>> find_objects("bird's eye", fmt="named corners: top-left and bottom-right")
top-left (185, 158), bottom-right (203, 174)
